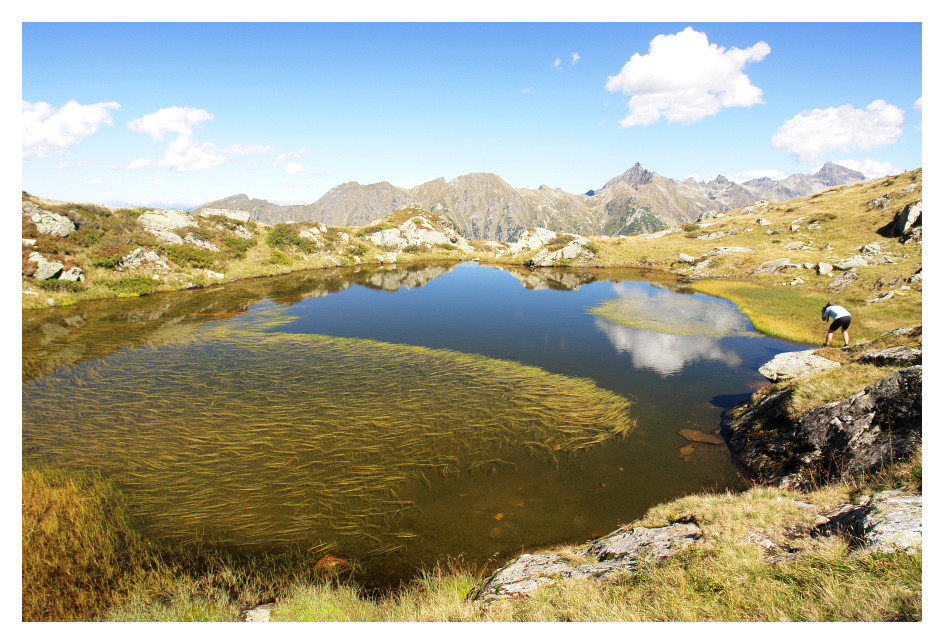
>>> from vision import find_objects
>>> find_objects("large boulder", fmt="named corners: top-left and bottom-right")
top-left (30, 210), bottom-right (76, 237)
top-left (27, 252), bottom-right (64, 280)
top-left (469, 521), bottom-right (701, 604)
top-left (529, 239), bottom-right (594, 267)
top-left (892, 201), bottom-right (922, 236)
top-left (758, 350), bottom-right (841, 382)
top-left (727, 366), bottom-right (922, 489)
top-left (507, 227), bottom-right (558, 254)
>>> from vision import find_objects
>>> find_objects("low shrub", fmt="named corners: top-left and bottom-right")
top-left (37, 279), bottom-right (86, 293)
top-left (99, 276), bottom-right (161, 296)
top-left (162, 245), bottom-right (226, 270)
top-left (221, 236), bottom-right (256, 259)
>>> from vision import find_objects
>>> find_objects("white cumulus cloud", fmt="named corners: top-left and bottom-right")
top-left (571, 52), bottom-right (580, 65)
top-left (23, 100), bottom-right (121, 159)
top-left (284, 162), bottom-right (304, 176)
top-left (830, 158), bottom-right (901, 178)
top-left (771, 100), bottom-right (905, 164)
top-left (127, 106), bottom-right (214, 140)
top-left (157, 135), bottom-right (226, 172)
top-left (605, 27), bottom-right (770, 127)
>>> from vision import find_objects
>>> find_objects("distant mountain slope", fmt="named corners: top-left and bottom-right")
top-left (193, 162), bottom-right (866, 242)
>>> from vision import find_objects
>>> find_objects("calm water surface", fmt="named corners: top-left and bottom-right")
top-left (22, 261), bottom-right (809, 587)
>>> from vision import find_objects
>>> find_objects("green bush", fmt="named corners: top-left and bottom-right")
top-left (683, 224), bottom-right (700, 232)
top-left (99, 276), bottom-right (161, 296)
top-left (37, 278), bottom-right (86, 292)
top-left (267, 250), bottom-right (292, 266)
top-left (345, 243), bottom-right (369, 256)
top-left (221, 236), bottom-right (256, 259)
top-left (162, 245), bottom-right (226, 270)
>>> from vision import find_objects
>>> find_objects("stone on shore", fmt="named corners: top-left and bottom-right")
top-left (758, 350), bottom-right (841, 382)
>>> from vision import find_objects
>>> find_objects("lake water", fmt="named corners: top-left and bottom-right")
top-left (22, 261), bottom-right (809, 588)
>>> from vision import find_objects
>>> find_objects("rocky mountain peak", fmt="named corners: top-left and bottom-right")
top-left (814, 162), bottom-right (866, 186)
top-left (602, 162), bottom-right (654, 191)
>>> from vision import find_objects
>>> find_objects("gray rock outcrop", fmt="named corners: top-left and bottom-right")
top-left (856, 346), bottom-right (921, 366)
top-left (30, 209), bottom-right (76, 237)
top-left (27, 252), bottom-right (64, 280)
top-left (727, 366), bottom-right (922, 489)
top-left (469, 521), bottom-right (702, 604)
top-left (758, 350), bottom-right (841, 382)
top-left (752, 258), bottom-right (797, 275)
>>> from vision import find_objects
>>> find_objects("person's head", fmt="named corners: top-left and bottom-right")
top-left (827, 301), bottom-right (835, 307)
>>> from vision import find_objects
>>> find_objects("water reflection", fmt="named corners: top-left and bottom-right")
top-left (593, 317), bottom-right (742, 377)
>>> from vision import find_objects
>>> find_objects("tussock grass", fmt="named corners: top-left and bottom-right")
top-left (781, 363), bottom-right (901, 419)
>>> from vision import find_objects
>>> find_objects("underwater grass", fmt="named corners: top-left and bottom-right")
top-left (587, 294), bottom-right (759, 337)
top-left (23, 312), bottom-right (634, 559)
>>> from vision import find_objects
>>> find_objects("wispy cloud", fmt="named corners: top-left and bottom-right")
top-left (57, 160), bottom-right (94, 171)
top-left (729, 169), bottom-right (787, 183)
top-left (605, 27), bottom-right (769, 127)
top-left (571, 52), bottom-right (580, 65)
top-left (127, 106), bottom-right (214, 141)
top-left (22, 100), bottom-right (121, 159)
top-left (771, 100), bottom-right (905, 164)
top-left (521, 87), bottom-right (533, 94)
top-left (552, 57), bottom-right (562, 69)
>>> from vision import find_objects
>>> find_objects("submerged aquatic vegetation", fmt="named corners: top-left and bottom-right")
top-left (23, 307), bottom-right (634, 558)
top-left (587, 295), bottom-right (759, 337)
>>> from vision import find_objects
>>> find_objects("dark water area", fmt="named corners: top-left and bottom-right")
top-left (22, 261), bottom-right (810, 589)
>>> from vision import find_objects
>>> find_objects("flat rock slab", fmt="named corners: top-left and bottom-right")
top-left (678, 429), bottom-right (725, 445)
top-left (758, 350), bottom-right (841, 382)
top-left (858, 491), bottom-right (922, 554)
top-left (469, 522), bottom-right (701, 604)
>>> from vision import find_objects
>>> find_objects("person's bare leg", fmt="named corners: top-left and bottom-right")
top-left (825, 331), bottom-right (834, 346)
top-left (842, 329), bottom-right (849, 346)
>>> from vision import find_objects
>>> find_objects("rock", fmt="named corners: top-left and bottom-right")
top-left (834, 255), bottom-right (868, 270)
top-left (28, 252), bottom-right (64, 280)
top-left (139, 209), bottom-right (196, 232)
top-left (790, 277), bottom-right (804, 286)
top-left (23, 238), bottom-right (37, 247)
top-left (202, 269), bottom-right (224, 280)
top-left (790, 225), bottom-right (801, 232)
top-left (752, 258), bottom-right (797, 275)
top-left (29, 208), bottom-right (76, 237)
top-left (784, 241), bottom-right (807, 251)
top-left (827, 267), bottom-right (857, 291)
top-left (891, 201), bottom-right (922, 236)
top-left (705, 246), bottom-right (753, 257)
top-left (757, 218), bottom-right (771, 226)
top-left (377, 252), bottom-right (398, 264)
top-left (856, 346), bottom-right (921, 366)
top-left (865, 254), bottom-right (896, 265)
top-left (860, 242), bottom-right (883, 255)
top-left (240, 603), bottom-right (275, 622)
top-left (469, 522), bottom-right (701, 604)
top-left (727, 366), bottom-right (922, 489)
top-left (678, 429), bottom-right (724, 445)
top-left (867, 291), bottom-right (895, 303)
top-left (900, 226), bottom-right (922, 244)
top-left (816, 262), bottom-right (833, 275)
top-left (857, 491), bottom-right (922, 554)
top-left (758, 350), bottom-right (841, 382)
top-left (183, 234), bottom-right (221, 252)
top-left (58, 266), bottom-right (85, 282)
top-left (869, 194), bottom-right (890, 210)
top-left (529, 240), bottom-right (594, 267)
top-left (907, 269), bottom-right (922, 284)
top-left (678, 252), bottom-right (695, 264)
top-left (696, 231), bottom-right (726, 241)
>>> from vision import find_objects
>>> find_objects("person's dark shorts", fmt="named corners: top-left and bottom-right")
top-left (829, 315), bottom-right (852, 332)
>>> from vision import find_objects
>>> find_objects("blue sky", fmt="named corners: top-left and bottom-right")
top-left (20, 11), bottom-right (927, 208)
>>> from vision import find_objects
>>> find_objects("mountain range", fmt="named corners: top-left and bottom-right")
top-left (193, 162), bottom-right (866, 242)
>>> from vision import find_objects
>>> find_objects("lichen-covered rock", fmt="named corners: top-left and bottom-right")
top-left (758, 350), bottom-right (841, 382)
top-left (856, 346), bottom-right (921, 366)
top-left (857, 491), bottom-right (922, 554)
top-left (507, 227), bottom-right (558, 254)
top-left (469, 522), bottom-right (701, 604)
top-left (529, 240), bottom-right (594, 267)
top-left (827, 267), bottom-right (858, 291)
top-left (727, 366), bottom-right (922, 489)
top-left (752, 258), bottom-right (797, 275)
top-left (30, 209), bottom-right (76, 237)
top-left (28, 252), bottom-right (64, 280)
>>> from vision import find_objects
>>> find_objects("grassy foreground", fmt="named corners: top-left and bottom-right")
top-left (23, 447), bottom-right (921, 621)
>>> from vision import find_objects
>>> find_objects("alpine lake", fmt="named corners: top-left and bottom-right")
top-left (22, 261), bottom-right (810, 589)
